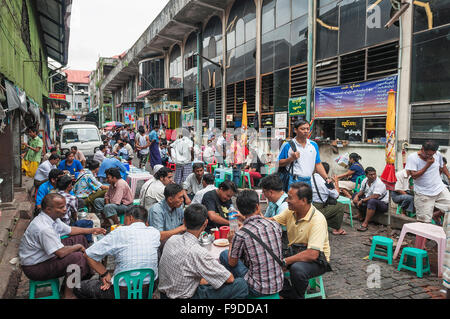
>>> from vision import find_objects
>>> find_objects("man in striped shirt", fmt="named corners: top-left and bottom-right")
top-left (220, 190), bottom-right (284, 297)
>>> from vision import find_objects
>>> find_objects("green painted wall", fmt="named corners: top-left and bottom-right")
top-left (0, 0), bottom-right (49, 106)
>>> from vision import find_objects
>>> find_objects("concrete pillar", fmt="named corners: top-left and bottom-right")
top-left (255, 0), bottom-right (262, 128)
top-left (222, 10), bottom-right (228, 131)
top-left (0, 121), bottom-right (14, 202)
top-left (395, 0), bottom-right (413, 168)
top-left (196, 25), bottom-right (203, 129)
top-left (12, 110), bottom-right (21, 187)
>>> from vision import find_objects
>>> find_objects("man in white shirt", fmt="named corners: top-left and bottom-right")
top-left (352, 167), bottom-right (389, 232)
top-left (405, 140), bottom-right (450, 223)
top-left (74, 206), bottom-right (160, 299)
top-left (214, 131), bottom-right (226, 166)
top-left (139, 167), bottom-right (174, 210)
top-left (391, 169), bottom-right (414, 216)
top-left (93, 145), bottom-right (107, 164)
top-left (169, 133), bottom-right (194, 184)
top-left (191, 173), bottom-right (217, 205)
top-left (203, 140), bottom-right (215, 164)
top-left (311, 162), bottom-right (347, 235)
top-left (34, 154), bottom-right (60, 188)
top-left (19, 193), bottom-right (106, 299)
top-left (183, 163), bottom-right (204, 199)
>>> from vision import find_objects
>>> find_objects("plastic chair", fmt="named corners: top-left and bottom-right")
top-left (393, 222), bottom-right (446, 277)
top-left (119, 213), bottom-right (124, 224)
top-left (113, 268), bottom-right (155, 299)
top-left (224, 171), bottom-right (233, 182)
top-left (248, 293), bottom-right (280, 299)
top-left (29, 278), bottom-right (60, 299)
top-left (304, 276), bottom-right (326, 299)
top-left (241, 171), bottom-right (252, 189)
top-left (368, 236), bottom-right (393, 265)
top-left (353, 175), bottom-right (365, 193)
top-left (397, 247), bottom-right (431, 278)
top-left (337, 196), bottom-right (353, 228)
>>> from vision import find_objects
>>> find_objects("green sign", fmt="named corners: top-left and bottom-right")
top-left (289, 96), bottom-right (306, 116)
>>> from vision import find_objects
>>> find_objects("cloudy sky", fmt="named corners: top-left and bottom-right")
top-left (67, 0), bottom-right (170, 72)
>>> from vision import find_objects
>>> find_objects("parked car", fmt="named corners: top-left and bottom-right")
top-left (60, 121), bottom-right (102, 160)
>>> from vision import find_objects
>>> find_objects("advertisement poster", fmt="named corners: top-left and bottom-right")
top-left (275, 112), bottom-right (288, 128)
top-left (335, 118), bottom-right (363, 142)
top-left (124, 107), bottom-right (136, 125)
top-left (314, 75), bottom-right (398, 118)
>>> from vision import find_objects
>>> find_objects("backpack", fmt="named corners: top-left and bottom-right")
top-left (277, 140), bottom-right (297, 192)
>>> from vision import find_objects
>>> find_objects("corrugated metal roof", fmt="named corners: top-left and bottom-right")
top-left (64, 70), bottom-right (91, 84)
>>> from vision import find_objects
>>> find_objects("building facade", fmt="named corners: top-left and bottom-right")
top-left (100, 0), bottom-right (450, 173)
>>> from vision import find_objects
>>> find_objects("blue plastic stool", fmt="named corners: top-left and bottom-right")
top-left (305, 276), bottom-right (326, 299)
top-left (397, 247), bottom-right (431, 278)
top-left (29, 278), bottom-right (60, 299)
top-left (369, 236), bottom-right (393, 265)
top-left (337, 196), bottom-right (353, 228)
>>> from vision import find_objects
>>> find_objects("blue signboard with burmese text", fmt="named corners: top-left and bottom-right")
top-left (314, 75), bottom-right (398, 118)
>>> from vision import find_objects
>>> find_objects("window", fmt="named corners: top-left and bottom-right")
top-left (262, 0), bottom-right (275, 34)
top-left (339, 0), bottom-right (366, 54)
top-left (316, 0), bottom-right (339, 60)
top-left (414, 0), bottom-right (450, 33)
top-left (276, 0), bottom-right (291, 28)
top-left (411, 103), bottom-right (450, 146)
top-left (292, 0), bottom-right (308, 20)
top-left (170, 45), bottom-right (183, 89)
top-left (411, 24), bottom-right (450, 102)
top-left (62, 128), bottom-right (100, 143)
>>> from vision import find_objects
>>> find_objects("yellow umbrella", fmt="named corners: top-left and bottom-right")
top-left (242, 100), bottom-right (248, 129)
top-left (381, 89), bottom-right (397, 189)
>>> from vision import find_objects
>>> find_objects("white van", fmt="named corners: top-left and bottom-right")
top-left (60, 121), bottom-right (102, 159)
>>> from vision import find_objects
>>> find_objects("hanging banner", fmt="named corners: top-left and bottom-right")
top-left (182, 107), bottom-right (195, 127)
top-left (314, 75), bottom-right (398, 118)
top-left (289, 96), bottom-right (307, 116)
top-left (123, 107), bottom-right (136, 125)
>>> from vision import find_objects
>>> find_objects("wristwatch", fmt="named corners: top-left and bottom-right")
top-left (282, 258), bottom-right (287, 268)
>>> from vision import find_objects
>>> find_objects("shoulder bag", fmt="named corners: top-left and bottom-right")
top-left (312, 175), bottom-right (337, 207)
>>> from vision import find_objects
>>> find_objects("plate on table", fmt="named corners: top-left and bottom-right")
top-left (213, 239), bottom-right (229, 247)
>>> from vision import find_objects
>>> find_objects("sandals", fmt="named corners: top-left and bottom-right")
top-left (332, 229), bottom-right (347, 235)
top-left (357, 225), bottom-right (368, 232)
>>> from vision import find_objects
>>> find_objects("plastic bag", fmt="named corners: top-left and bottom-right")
top-left (335, 152), bottom-right (349, 168)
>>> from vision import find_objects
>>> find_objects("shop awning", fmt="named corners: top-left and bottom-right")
top-left (136, 88), bottom-right (183, 100)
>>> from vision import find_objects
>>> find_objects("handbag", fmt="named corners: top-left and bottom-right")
top-left (312, 175), bottom-right (337, 207)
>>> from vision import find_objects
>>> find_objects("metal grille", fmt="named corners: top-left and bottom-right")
top-left (226, 84), bottom-right (235, 115)
top-left (340, 50), bottom-right (365, 84)
top-left (235, 81), bottom-right (245, 115)
top-left (367, 42), bottom-right (399, 80)
top-left (245, 78), bottom-right (256, 113)
top-left (216, 87), bottom-right (222, 129)
top-left (315, 57), bottom-right (338, 87)
top-left (261, 73), bottom-right (274, 113)
top-left (290, 63), bottom-right (307, 97)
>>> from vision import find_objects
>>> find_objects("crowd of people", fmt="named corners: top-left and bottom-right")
top-left (17, 120), bottom-right (450, 299)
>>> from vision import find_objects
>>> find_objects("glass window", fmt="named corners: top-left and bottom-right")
top-left (276, 0), bottom-right (291, 28)
top-left (236, 19), bottom-right (245, 46)
top-left (366, 0), bottom-right (399, 46)
top-left (411, 104), bottom-right (450, 146)
top-left (234, 44), bottom-right (246, 83)
top-left (414, 0), bottom-right (450, 33)
top-left (316, 0), bottom-right (339, 60)
top-left (62, 128), bottom-right (100, 143)
top-left (292, 0), bottom-right (308, 20)
top-left (227, 30), bottom-right (236, 50)
top-left (411, 24), bottom-right (450, 102)
top-left (274, 24), bottom-right (291, 71)
top-left (262, 0), bottom-right (275, 34)
top-left (246, 17), bottom-right (257, 40)
top-left (261, 30), bottom-right (275, 74)
top-left (339, 0), bottom-right (366, 55)
top-left (244, 39), bottom-right (256, 78)
top-left (290, 15), bottom-right (308, 65)
top-left (274, 68), bottom-right (290, 112)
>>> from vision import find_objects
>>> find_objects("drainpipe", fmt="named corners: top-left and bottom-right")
top-left (306, 0), bottom-right (316, 122)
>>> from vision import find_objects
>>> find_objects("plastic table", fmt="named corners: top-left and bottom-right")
top-left (208, 243), bottom-right (229, 261)
top-left (393, 222), bottom-right (446, 277)
top-left (126, 167), bottom-right (152, 198)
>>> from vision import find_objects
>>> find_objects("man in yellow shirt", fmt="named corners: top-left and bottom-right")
top-left (270, 182), bottom-right (331, 299)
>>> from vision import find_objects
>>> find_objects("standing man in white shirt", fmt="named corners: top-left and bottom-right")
top-left (215, 131), bottom-right (226, 166)
top-left (34, 154), bottom-right (60, 189)
top-left (405, 140), bottom-right (450, 223)
top-left (169, 132), bottom-right (194, 184)
top-left (278, 120), bottom-right (330, 190)
top-left (352, 167), bottom-right (389, 231)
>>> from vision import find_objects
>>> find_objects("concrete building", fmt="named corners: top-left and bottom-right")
top-left (100, 0), bottom-right (450, 174)
top-left (64, 69), bottom-right (90, 112)
top-left (0, 0), bottom-right (72, 202)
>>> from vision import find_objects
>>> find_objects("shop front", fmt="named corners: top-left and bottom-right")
top-left (311, 75), bottom-right (398, 174)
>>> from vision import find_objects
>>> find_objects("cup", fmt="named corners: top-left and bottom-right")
top-left (219, 226), bottom-right (230, 239)
top-left (212, 228), bottom-right (220, 240)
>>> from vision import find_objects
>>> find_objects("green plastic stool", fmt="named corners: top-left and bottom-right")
top-left (396, 205), bottom-right (402, 215)
top-left (353, 175), bottom-right (365, 193)
top-left (133, 199), bottom-right (140, 206)
top-left (29, 278), bottom-right (60, 299)
top-left (241, 172), bottom-right (252, 189)
top-left (305, 276), bottom-right (326, 299)
top-left (337, 196), bottom-right (353, 228)
top-left (369, 236), bottom-right (393, 265)
top-left (113, 268), bottom-right (155, 299)
top-left (215, 178), bottom-right (225, 187)
top-left (397, 247), bottom-right (431, 278)
top-left (119, 213), bottom-right (125, 224)
top-left (248, 293), bottom-right (280, 299)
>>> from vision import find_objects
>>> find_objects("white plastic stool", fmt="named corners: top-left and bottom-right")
top-left (255, 189), bottom-right (268, 204)
top-left (393, 222), bottom-right (446, 277)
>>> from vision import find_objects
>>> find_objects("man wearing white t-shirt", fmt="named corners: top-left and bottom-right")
top-left (169, 132), bottom-right (194, 184)
top-left (405, 140), bottom-right (450, 223)
top-left (352, 167), bottom-right (389, 232)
